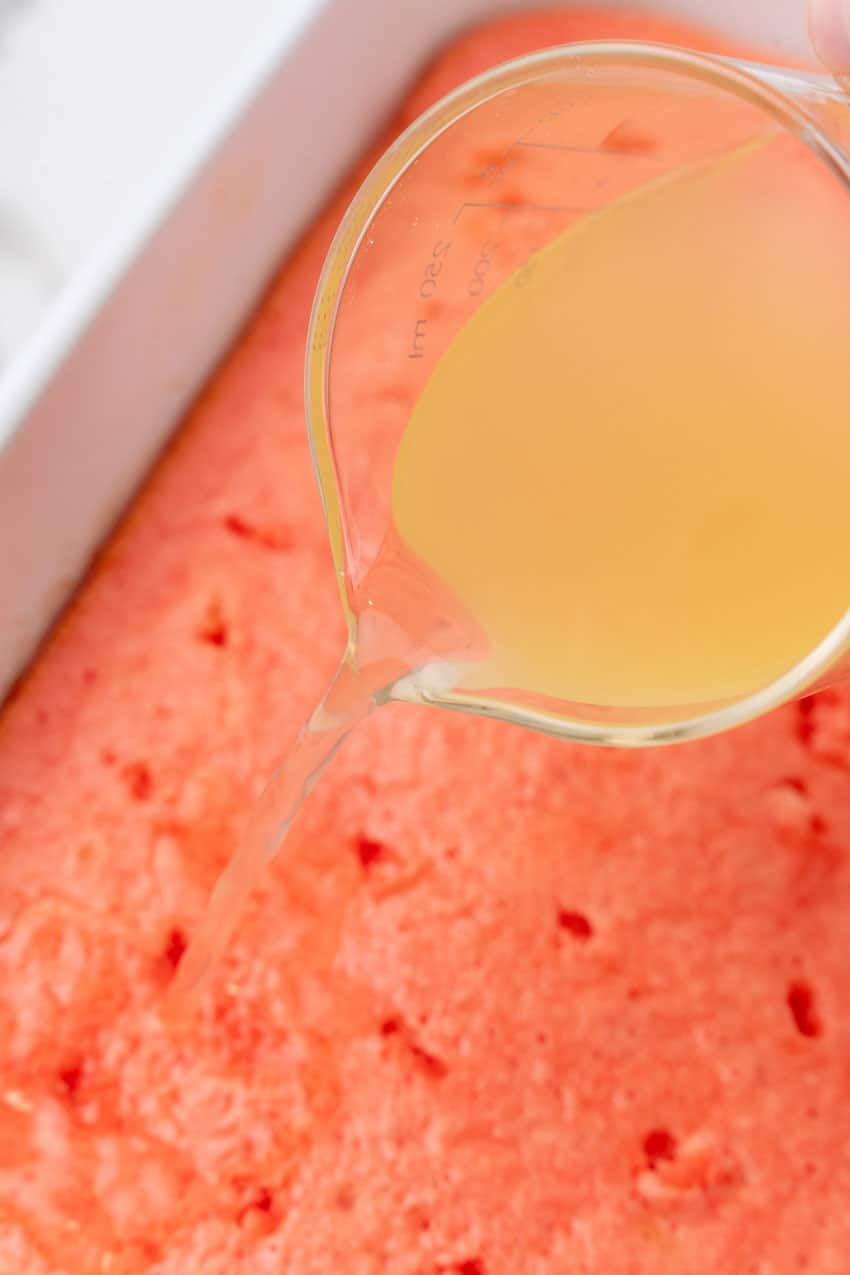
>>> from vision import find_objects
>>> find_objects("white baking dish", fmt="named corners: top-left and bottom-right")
top-left (0, 0), bottom-right (810, 698)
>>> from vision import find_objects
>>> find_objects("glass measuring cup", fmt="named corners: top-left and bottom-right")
top-left (169, 39), bottom-right (850, 1010)
top-left (306, 40), bottom-right (850, 748)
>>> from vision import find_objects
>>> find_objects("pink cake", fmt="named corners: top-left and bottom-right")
top-left (0, 9), bottom-right (848, 1272)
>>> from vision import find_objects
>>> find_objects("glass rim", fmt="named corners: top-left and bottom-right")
top-left (304, 38), bottom-right (850, 748)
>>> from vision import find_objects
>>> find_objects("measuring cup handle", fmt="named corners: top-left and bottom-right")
top-left (810, 0), bottom-right (850, 90)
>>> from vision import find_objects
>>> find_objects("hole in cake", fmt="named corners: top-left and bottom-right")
top-left (355, 836), bottom-right (386, 870)
top-left (558, 909), bottom-right (593, 940)
top-left (769, 777), bottom-right (827, 837)
top-left (780, 776), bottom-right (808, 795)
top-left (122, 761), bottom-right (153, 801)
top-left (239, 1187), bottom-right (278, 1236)
top-left (223, 513), bottom-right (292, 551)
top-left (223, 513), bottom-right (257, 539)
top-left (409, 1042), bottom-right (448, 1080)
top-left (643, 1128), bottom-right (678, 1167)
top-left (787, 980), bottom-right (822, 1038)
top-left (163, 928), bottom-right (187, 971)
top-left (796, 698), bottom-right (817, 747)
top-left (601, 119), bottom-right (657, 155)
top-left (198, 600), bottom-right (229, 647)
top-left (380, 1016), bottom-right (448, 1078)
top-left (473, 145), bottom-right (506, 168)
top-left (235, 1179), bottom-right (277, 1223)
top-left (454, 1260), bottom-right (486, 1275)
top-left (57, 1062), bottom-right (83, 1100)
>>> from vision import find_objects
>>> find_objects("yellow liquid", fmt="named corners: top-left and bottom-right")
top-left (392, 137), bottom-right (850, 709)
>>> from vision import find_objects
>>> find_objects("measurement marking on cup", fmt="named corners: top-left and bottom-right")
top-left (408, 238), bottom-right (452, 359)
top-left (468, 241), bottom-right (497, 296)
top-left (417, 238), bottom-right (452, 298)
top-left (515, 139), bottom-right (651, 157)
top-left (408, 318), bottom-right (427, 360)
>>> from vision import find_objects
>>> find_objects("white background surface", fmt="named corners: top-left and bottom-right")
top-left (0, 0), bottom-right (310, 367)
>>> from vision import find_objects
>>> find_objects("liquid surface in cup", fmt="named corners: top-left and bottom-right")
top-left (391, 134), bottom-right (850, 709)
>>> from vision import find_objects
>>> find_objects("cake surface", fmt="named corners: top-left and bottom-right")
top-left (1, 9), bottom-right (849, 1273)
